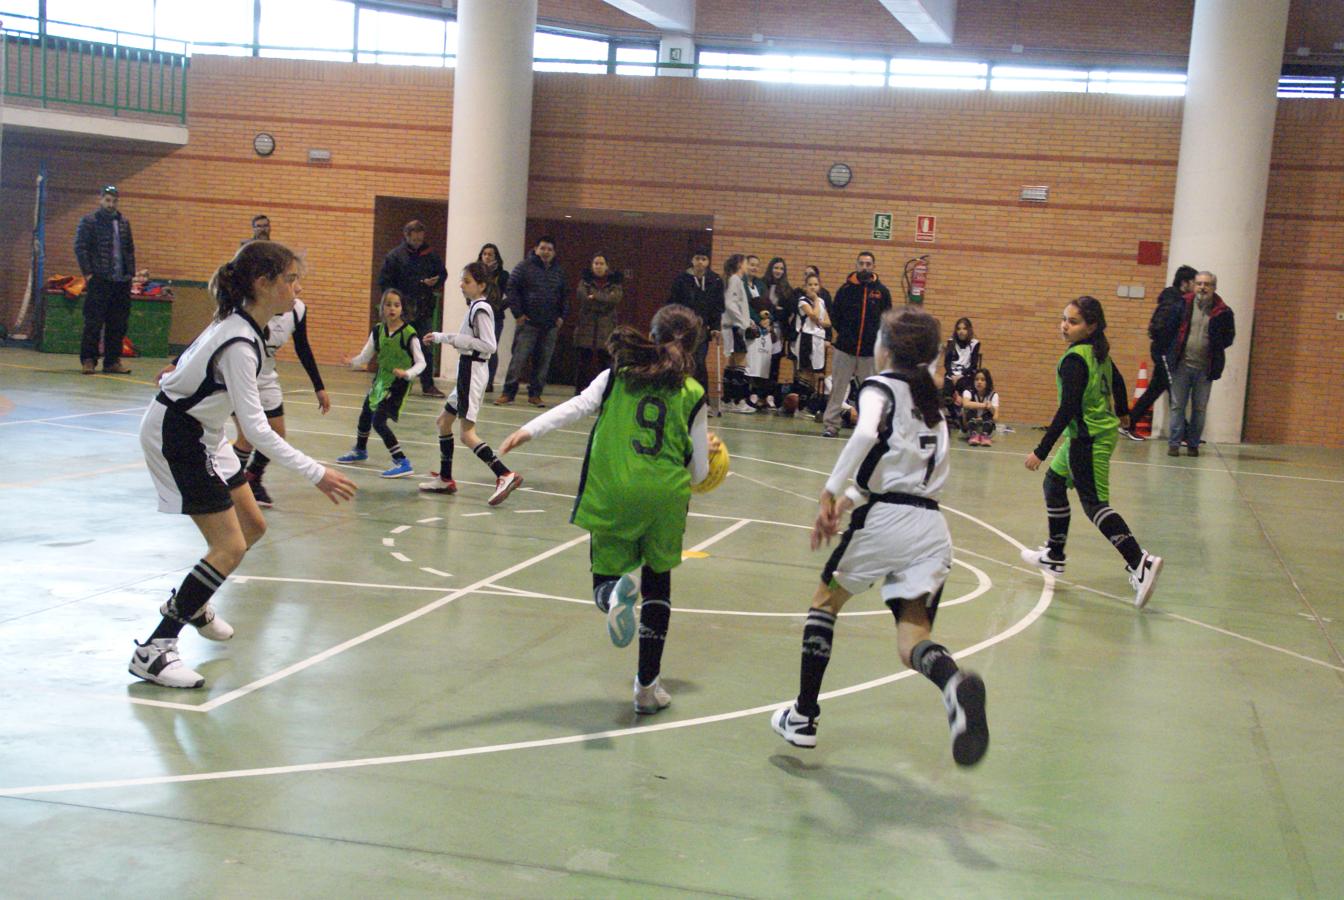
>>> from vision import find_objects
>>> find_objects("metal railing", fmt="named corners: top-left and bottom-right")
top-left (2, 27), bottom-right (189, 124)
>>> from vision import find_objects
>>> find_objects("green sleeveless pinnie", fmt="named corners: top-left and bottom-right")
top-left (1048, 342), bottom-right (1120, 500)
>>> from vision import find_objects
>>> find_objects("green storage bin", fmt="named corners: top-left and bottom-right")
top-left (37, 290), bottom-right (173, 358)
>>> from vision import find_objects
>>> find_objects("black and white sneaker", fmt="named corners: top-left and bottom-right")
top-left (770, 702), bottom-right (818, 749)
top-left (160, 591), bottom-right (233, 641)
top-left (1020, 546), bottom-right (1066, 575)
top-left (1127, 551), bottom-right (1163, 609)
top-left (129, 638), bottom-right (205, 689)
top-left (942, 671), bottom-right (989, 767)
top-left (1118, 426), bottom-right (1146, 442)
top-left (246, 472), bottom-right (273, 508)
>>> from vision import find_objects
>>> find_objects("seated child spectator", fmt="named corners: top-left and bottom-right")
top-left (957, 368), bottom-right (999, 446)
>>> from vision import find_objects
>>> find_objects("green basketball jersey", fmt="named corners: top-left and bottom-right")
top-left (573, 372), bottom-right (706, 533)
top-left (1056, 342), bottom-right (1118, 439)
top-left (368, 322), bottom-right (417, 408)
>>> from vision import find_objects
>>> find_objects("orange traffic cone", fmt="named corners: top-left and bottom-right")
top-left (1133, 360), bottom-right (1151, 437)
top-left (121, 335), bottom-right (138, 358)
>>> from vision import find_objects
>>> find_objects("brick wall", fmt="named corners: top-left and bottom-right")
top-left (1, 54), bottom-right (1340, 446)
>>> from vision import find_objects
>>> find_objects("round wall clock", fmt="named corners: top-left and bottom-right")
top-left (827, 162), bottom-right (852, 188)
top-left (253, 133), bottom-right (276, 157)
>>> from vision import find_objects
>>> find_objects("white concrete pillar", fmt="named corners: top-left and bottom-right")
top-left (659, 34), bottom-right (695, 77)
top-left (442, 0), bottom-right (537, 378)
top-left (1164, 0), bottom-right (1289, 443)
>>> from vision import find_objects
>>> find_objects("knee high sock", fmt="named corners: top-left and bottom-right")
top-left (910, 638), bottom-right (959, 691)
top-left (354, 401), bottom-right (373, 451)
top-left (438, 434), bottom-right (454, 479)
top-left (1044, 471), bottom-right (1071, 559)
top-left (148, 559), bottom-right (226, 641)
top-left (247, 450), bottom-right (270, 477)
top-left (372, 412), bottom-right (404, 461)
top-left (637, 567), bottom-right (671, 687)
top-left (233, 444), bottom-right (251, 470)
top-left (797, 608), bottom-right (836, 718)
top-left (473, 442), bottom-right (510, 477)
top-left (1084, 502), bottom-right (1144, 569)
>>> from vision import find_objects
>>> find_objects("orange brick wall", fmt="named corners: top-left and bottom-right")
top-left (1, 55), bottom-right (1340, 447)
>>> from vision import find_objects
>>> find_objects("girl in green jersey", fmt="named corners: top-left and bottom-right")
top-left (1022, 296), bottom-right (1163, 608)
top-left (500, 305), bottom-right (715, 715)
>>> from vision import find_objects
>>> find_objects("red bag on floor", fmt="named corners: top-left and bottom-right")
top-left (121, 336), bottom-right (138, 358)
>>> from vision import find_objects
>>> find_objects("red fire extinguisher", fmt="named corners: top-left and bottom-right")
top-left (904, 255), bottom-right (930, 305)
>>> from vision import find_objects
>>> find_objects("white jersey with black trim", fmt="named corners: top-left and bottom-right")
top-left (157, 311), bottom-right (326, 484)
top-left (428, 297), bottom-right (496, 360)
top-left (824, 372), bottom-right (949, 502)
top-left (261, 298), bottom-right (306, 377)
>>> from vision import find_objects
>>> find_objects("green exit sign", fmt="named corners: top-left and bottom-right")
top-left (872, 213), bottom-right (892, 241)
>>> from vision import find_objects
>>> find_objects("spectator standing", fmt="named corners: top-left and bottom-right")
top-left (74, 185), bottom-right (137, 375)
top-left (1164, 271), bottom-right (1236, 457)
top-left (242, 214), bottom-right (271, 245)
top-left (378, 220), bottom-right (448, 398)
top-left (667, 250), bottom-right (725, 415)
top-left (1122, 264), bottom-right (1198, 439)
top-left (477, 243), bottom-right (510, 392)
top-left (822, 251), bottom-right (892, 437)
top-left (498, 236), bottom-right (567, 407)
top-left (572, 253), bottom-right (623, 393)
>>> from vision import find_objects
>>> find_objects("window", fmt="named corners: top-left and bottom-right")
top-left (615, 45), bottom-right (657, 77)
top-left (46, 0), bottom-right (154, 46)
top-left (699, 50), bottom-right (885, 86)
top-left (358, 8), bottom-right (448, 67)
top-left (889, 58), bottom-right (987, 91)
top-left (1278, 74), bottom-right (1338, 99)
top-left (533, 32), bottom-right (607, 74)
top-left (157, 0), bottom-right (252, 56)
top-left (1086, 70), bottom-right (1186, 96)
top-left (991, 65), bottom-right (1089, 93)
top-left (259, 0), bottom-right (355, 62)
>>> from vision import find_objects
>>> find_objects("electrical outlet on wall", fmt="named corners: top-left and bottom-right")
top-left (1336, 311), bottom-right (1344, 321)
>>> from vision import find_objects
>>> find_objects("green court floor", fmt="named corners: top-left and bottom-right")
top-left (1, 347), bottom-right (1341, 898)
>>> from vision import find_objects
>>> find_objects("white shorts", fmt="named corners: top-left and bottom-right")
top-left (141, 400), bottom-right (244, 515)
top-left (257, 370), bottom-right (284, 415)
top-left (822, 501), bottom-right (951, 605)
top-left (446, 356), bottom-right (487, 422)
top-left (794, 332), bottom-right (826, 371)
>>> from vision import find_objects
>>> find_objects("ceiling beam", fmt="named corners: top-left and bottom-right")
top-left (601, 0), bottom-right (695, 33)
top-left (877, 0), bottom-right (956, 44)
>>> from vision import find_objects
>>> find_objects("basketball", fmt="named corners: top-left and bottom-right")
top-left (782, 392), bottom-right (800, 413)
top-left (691, 433), bottom-right (729, 494)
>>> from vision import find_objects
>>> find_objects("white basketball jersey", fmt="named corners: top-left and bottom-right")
top-left (158, 312), bottom-right (265, 434)
top-left (854, 373), bottom-right (949, 500)
top-left (260, 299), bottom-right (306, 377)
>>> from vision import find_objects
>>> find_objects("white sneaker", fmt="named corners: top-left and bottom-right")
top-left (129, 638), bottom-right (205, 689)
top-left (942, 671), bottom-right (989, 767)
top-left (770, 702), bottom-right (818, 748)
top-left (487, 471), bottom-right (523, 506)
top-left (606, 574), bottom-right (639, 648)
top-left (160, 594), bottom-right (233, 641)
top-left (1020, 546), bottom-right (1065, 575)
top-left (633, 676), bottom-right (671, 715)
top-left (1127, 551), bottom-right (1163, 609)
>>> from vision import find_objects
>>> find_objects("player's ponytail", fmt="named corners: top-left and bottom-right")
top-left (1071, 295), bottom-right (1110, 362)
top-left (878, 306), bottom-right (943, 428)
top-left (209, 240), bottom-right (299, 321)
top-left (608, 304), bottom-right (701, 390)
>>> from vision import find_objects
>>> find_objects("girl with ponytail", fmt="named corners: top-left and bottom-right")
top-left (771, 306), bottom-right (990, 768)
top-left (1022, 295), bottom-right (1163, 609)
top-left (499, 304), bottom-right (719, 715)
top-left (133, 241), bottom-right (356, 689)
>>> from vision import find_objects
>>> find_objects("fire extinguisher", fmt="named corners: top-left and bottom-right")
top-left (903, 255), bottom-right (930, 305)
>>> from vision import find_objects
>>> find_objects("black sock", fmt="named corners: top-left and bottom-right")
top-left (797, 608), bottom-right (836, 718)
top-left (355, 429), bottom-right (371, 451)
top-left (388, 444), bottom-right (405, 462)
top-left (1046, 508), bottom-right (1070, 559)
top-left (473, 442), bottom-right (510, 478)
top-left (233, 444), bottom-right (251, 469)
top-left (438, 434), bottom-right (455, 479)
top-left (148, 559), bottom-right (226, 641)
top-left (911, 639), bottom-right (958, 691)
top-left (1090, 505), bottom-right (1144, 569)
top-left (637, 597), bottom-right (670, 687)
top-left (247, 450), bottom-right (270, 477)
top-left (592, 574), bottom-right (619, 613)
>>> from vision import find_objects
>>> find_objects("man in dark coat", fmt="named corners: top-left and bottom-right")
top-left (668, 250), bottom-right (725, 413)
top-left (498, 236), bottom-right (567, 407)
top-left (1123, 264), bottom-right (1197, 438)
top-left (378, 219), bottom-right (448, 397)
top-left (74, 185), bottom-right (137, 374)
top-left (821, 251), bottom-right (892, 437)
top-left (1162, 270), bottom-right (1236, 457)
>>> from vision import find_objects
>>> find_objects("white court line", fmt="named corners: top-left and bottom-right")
top-left (390, 552), bottom-right (411, 563)
top-left (390, 525), bottom-right (411, 535)
top-left (26, 421), bottom-right (139, 437)
top-left (687, 518), bottom-right (751, 552)
top-left (233, 575), bottom-right (447, 593)
top-left (0, 406), bottom-right (145, 426)
top-left (381, 538), bottom-right (395, 547)
top-left (461, 512), bottom-right (492, 518)
top-left (0, 512), bottom-right (1051, 797)
top-left (1158, 613), bottom-right (1344, 672)
top-left (420, 568), bottom-right (453, 578)
top-left (513, 509), bottom-right (545, 514)
top-left (416, 517), bottom-right (442, 524)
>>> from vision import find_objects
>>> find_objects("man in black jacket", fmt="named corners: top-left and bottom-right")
top-left (378, 220), bottom-right (448, 397)
top-left (821, 251), bottom-right (892, 437)
top-left (1122, 264), bottom-right (1197, 439)
top-left (498, 236), bottom-right (567, 407)
top-left (74, 185), bottom-right (137, 375)
top-left (668, 250), bottom-right (725, 413)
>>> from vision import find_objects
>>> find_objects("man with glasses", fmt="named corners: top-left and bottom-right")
top-left (1164, 271), bottom-right (1235, 457)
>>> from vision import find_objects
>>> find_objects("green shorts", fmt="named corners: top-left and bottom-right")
top-left (1048, 430), bottom-right (1117, 504)
top-left (586, 507), bottom-right (688, 576)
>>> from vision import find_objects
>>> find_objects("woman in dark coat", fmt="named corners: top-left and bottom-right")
top-left (572, 253), bottom-right (623, 393)
top-left (478, 243), bottom-right (511, 392)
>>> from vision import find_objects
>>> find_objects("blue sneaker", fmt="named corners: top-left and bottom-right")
top-left (380, 458), bottom-right (413, 478)
top-left (605, 573), bottom-right (639, 648)
top-left (336, 448), bottom-right (368, 463)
